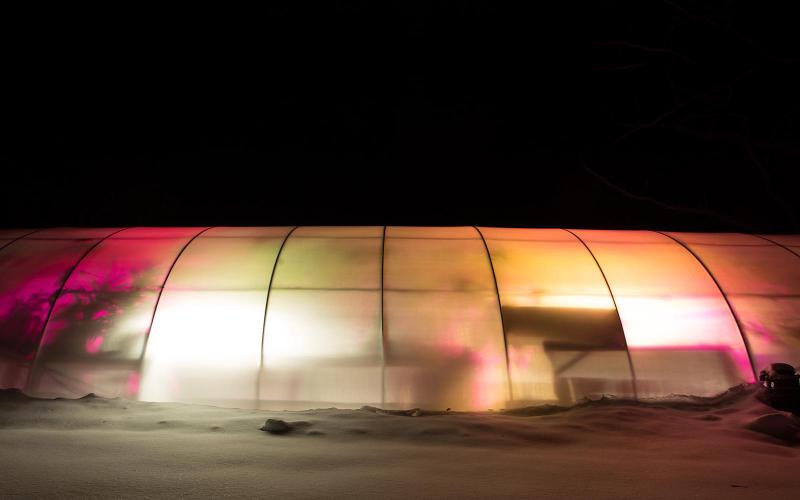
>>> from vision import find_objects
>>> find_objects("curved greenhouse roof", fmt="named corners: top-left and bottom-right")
top-left (1, 227), bottom-right (799, 410)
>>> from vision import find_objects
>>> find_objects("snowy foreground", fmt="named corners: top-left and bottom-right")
top-left (1, 386), bottom-right (799, 499)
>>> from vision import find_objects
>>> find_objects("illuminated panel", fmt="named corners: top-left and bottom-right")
top-left (140, 227), bottom-right (293, 407)
top-left (0, 229), bottom-right (120, 390)
top-left (669, 232), bottom-right (800, 370)
top-left (383, 226), bottom-right (508, 410)
top-left (28, 228), bottom-right (206, 399)
top-left (260, 227), bottom-right (383, 408)
top-left (574, 230), bottom-right (753, 397)
top-left (480, 228), bottom-right (634, 404)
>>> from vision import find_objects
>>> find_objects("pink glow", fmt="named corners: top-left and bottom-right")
top-left (630, 343), bottom-right (738, 351)
top-left (0, 240), bottom-right (102, 365)
top-left (747, 320), bottom-right (777, 342)
top-left (470, 349), bottom-right (504, 408)
top-left (25, 229), bottom-right (205, 400)
top-left (126, 372), bottom-right (140, 396)
top-left (85, 336), bottom-right (104, 353)
top-left (508, 345), bottom-right (535, 374)
top-left (92, 310), bottom-right (110, 320)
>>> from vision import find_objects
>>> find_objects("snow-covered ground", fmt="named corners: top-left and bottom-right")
top-left (1, 386), bottom-right (799, 499)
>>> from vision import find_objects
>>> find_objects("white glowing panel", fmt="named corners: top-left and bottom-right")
top-left (140, 291), bottom-right (266, 405)
top-left (139, 227), bottom-right (292, 406)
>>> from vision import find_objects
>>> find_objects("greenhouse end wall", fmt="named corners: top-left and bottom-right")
top-left (1, 227), bottom-right (799, 411)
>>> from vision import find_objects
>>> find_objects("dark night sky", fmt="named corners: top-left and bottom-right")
top-left (3, 2), bottom-right (800, 233)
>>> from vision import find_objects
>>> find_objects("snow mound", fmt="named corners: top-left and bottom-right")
top-left (746, 413), bottom-right (800, 443)
top-left (2, 385), bottom-right (799, 499)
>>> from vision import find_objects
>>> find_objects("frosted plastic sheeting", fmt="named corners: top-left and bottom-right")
top-left (140, 227), bottom-right (293, 407)
top-left (480, 228), bottom-right (634, 404)
top-left (32, 228), bottom-right (122, 239)
top-left (0, 229), bottom-right (120, 390)
top-left (383, 226), bottom-right (509, 411)
top-left (763, 235), bottom-right (800, 253)
top-left (0, 229), bottom-right (36, 239)
top-left (260, 227), bottom-right (383, 408)
top-left (0, 229), bottom-right (35, 249)
top-left (2, 226), bottom-right (798, 409)
top-left (28, 228), bottom-right (205, 399)
top-left (574, 230), bottom-right (753, 397)
top-left (669, 232), bottom-right (800, 370)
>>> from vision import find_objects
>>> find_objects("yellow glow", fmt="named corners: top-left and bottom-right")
top-left (481, 228), bottom-right (635, 403)
top-left (140, 291), bottom-right (265, 403)
top-left (508, 342), bottom-right (558, 401)
top-left (506, 293), bottom-right (615, 310)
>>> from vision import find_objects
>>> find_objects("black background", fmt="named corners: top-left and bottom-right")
top-left (3, 2), bottom-right (799, 232)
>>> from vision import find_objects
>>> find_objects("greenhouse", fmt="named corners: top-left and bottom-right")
top-left (0, 226), bottom-right (799, 411)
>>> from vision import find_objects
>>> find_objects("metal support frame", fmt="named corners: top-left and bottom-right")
top-left (379, 225), bottom-right (387, 407)
top-left (0, 229), bottom-right (45, 253)
top-left (139, 227), bottom-right (214, 372)
top-left (255, 226), bottom-right (299, 403)
top-left (563, 228), bottom-right (639, 400)
top-left (656, 231), bottom-right (758, 381)
top-left (24, 227), bottom-right (132, 393)
top-left (12, 226), bottom-right (800, 406)
top-left (473, 226), bottom-right (514, 403)
top-left (754, 234), bottom-right (800, 260)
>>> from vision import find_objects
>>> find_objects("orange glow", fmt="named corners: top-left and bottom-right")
top-left (574, 230), bottom-right (755, 396)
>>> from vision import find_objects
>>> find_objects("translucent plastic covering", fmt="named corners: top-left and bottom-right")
top-left (480, 228), bottom-right (634, 404)
top-left (668, 232), bottom-right (800, 371)
top-left (574, 230), bottom-right (754, 397)
top-left (0, 229), bottom-right (36, 250)
top-left (0, 229), bottom-right (36, 239)
top-left (260, 227), bottom-right (383, 408)
top-left (140, 227), bottom-right (293, 407)
top-left (0, 229), bottom-right (121, 389)
top-left (1, 227), bottom-right (799, 409)
top-left (762, 235), bottom-right (800, 253)
top-left (28, 228), bottom-right (207, 398)
top-left (383, 226), bottom-right (509, 410)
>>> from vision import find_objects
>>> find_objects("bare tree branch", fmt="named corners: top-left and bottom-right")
top-left (592, 63), bottom-right (647, 72)
top-left (593, 41), bottom-right (696, 65)
top-left (737, 119), bottom-right (799, 230)
top-left (614, 102), bottom-right (688, 143)
top-left (662, 0), bottom-right (800, 65)
top-left (581, 158), bottom-right (750, 229)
